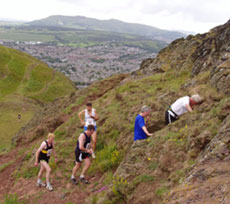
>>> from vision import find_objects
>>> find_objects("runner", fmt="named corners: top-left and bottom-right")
top-left (78, 102), bottom-right (99, 151)
top-left (18, 114), bottom-right (21, 121)
top-left (34, 133), bottom-right (57, 191)
top-left (165, 94), bottom-right (202, 125)
top-left (71, 125), bottom-right (95, 185)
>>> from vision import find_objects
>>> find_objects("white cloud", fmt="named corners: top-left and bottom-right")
top-left (0, 0), bottom-right (229, 33)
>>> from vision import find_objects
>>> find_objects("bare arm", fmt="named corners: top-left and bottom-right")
top-left (91, 135), bottom-right (97, 151)
top-left (78, 109), bottom-right (85, 125)
top-left (185, 104), bottom-right (193, 112)
top-left (142, 126), bottom-right (153, 137)
top-left (35, 142), bottom-right (46, 165)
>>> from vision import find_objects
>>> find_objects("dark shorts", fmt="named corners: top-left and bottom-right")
top-left (75, 148), bottom-right (91, 163)
top-left (165, 110), bottom-right (178, 125)
top-left (38, 154), bottom-right (50, 163)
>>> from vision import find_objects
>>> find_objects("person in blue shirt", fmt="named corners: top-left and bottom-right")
top-left (134, 106), bottom-right (153, 141)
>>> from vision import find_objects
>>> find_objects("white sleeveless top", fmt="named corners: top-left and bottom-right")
top-left (84, 108), bottom-right (96, 126)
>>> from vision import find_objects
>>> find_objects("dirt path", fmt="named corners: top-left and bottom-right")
top-left (21, 62), bottom-right (38, 82)
top-left (5, 174), bottom-right (105, 204)
top-left (34, 69), bottom-right (56, 96)
top-left (0, 144), bottom-right (105, 204)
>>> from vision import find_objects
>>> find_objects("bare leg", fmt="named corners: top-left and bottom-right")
top-left (38, 163), bottom-right (45, 180)
top-left (72, 162), bottom-right (81, 177)
top-left (40, 161), bottom-right (51, 184)
top-left (91, 131), bottom-right (97, 151)
top-left (81, 158), bottom-right (91, 176)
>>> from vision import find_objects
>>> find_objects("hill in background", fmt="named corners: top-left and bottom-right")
top-left (0, 15), bottom-right (186, 86)
top-left (0, 45), bottom-right (76, 152)
top-left (27, 15), bottom-right (185, 43)
top-left (0, 23), bottom-right (167, 85)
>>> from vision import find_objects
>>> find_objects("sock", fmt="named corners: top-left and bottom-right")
top-left (37, 179), bottom-right (42, 183)
top-left (80, 175), bottom-right (84, 178)
top-left (47, 182), bottom-right (51, 186)
top-left (71, 175), bottom-right (75, 179)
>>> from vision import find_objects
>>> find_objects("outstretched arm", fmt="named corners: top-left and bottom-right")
top-left (142, 126), bottom-right (153, 137)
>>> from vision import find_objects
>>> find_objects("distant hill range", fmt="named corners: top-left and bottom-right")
top-left (27, 15), bottom-right (185, 43)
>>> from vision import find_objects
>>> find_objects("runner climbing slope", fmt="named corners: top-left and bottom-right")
top-left (71, 125), bottom-right (95, 185)
top-left (34, 133), bottom-right (58, 191)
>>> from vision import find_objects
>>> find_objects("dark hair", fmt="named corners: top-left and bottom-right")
top-left (87, 125), bottom-right (95, 131)
top-left (86, 102), bottom-right (92, 107)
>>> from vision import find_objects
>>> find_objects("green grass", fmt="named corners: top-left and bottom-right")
top-left (0, 45), bottom-right (75, 101)
top-left (155, 186), bottom-right (170, 198)
top-left (29, 71), bottom-right (75, 102)
top-left (133, 174), bottom-right (155, 185)
top-left (89, 144), bottom-right (121, 173)
top-left (0, 101), bottom-right (35, 152)
top-left (0, 28), bottom-right (54, 42)
top-left (0, 45), bottom-right (75, 152)
top-left (0, 160), bottom-right (15, 172)
top-left (23, 64), bottom-right (53, 93)
top-left (3, 193), bottom-right (23, 204)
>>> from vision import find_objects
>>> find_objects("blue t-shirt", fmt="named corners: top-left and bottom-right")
top-left (134, 114), bottom-right (147, 141)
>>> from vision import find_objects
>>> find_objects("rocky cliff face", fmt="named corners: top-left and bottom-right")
top-left (139, 20), bottom-right (230, 96)
top-left (1, 20), bottom-right (230, 204)
top-left (96, 20), bottom-right (230, 204)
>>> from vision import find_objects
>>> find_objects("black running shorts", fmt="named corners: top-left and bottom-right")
top-left (38, 154), bottom-right (50, 163)
top-left (75, 148), bottom-right (91, 163)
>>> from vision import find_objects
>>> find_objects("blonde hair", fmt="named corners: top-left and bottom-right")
top-left (47, 133), bottom-right (55, 139)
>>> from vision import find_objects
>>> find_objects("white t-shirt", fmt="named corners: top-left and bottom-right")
top-left (171, 96), bottom-right (190, 116)
top-left (84, 108), bottom-right (96, 126)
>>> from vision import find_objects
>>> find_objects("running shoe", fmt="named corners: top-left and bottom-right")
top-left (71, 178), bottom-right (78, 185)
top-left (46, 184), bottom-right (53, 191)
top-left (79, 177), bottom-right (89, 184)
top-left (36, 180), bottom-right (46, 187)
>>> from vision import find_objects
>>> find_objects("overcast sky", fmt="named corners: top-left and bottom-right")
top-left (0, 0), bottom-right (229, 33)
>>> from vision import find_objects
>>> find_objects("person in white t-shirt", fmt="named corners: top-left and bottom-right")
top-left (78, 102), bottom-right (99, 151)
top-left (165, 94), bottom-right (202, 125)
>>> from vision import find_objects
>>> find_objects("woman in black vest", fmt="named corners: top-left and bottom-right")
top-left (35, 133), bottom-right (57, 191)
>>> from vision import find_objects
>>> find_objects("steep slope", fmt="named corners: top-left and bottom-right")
top-left (1, 20), bottom-right (230, 204)
top-left (27, 15), bottom-right (185, 42)
top-left (0, 45), bottom-right (76, 152)
top-left (95, 19), bottom-right (230, 204)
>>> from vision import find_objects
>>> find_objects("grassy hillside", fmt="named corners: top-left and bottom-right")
top-left (0, 20), bottom-right (230, 204)
top-left (0, 45), bottom-right (76, 152)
